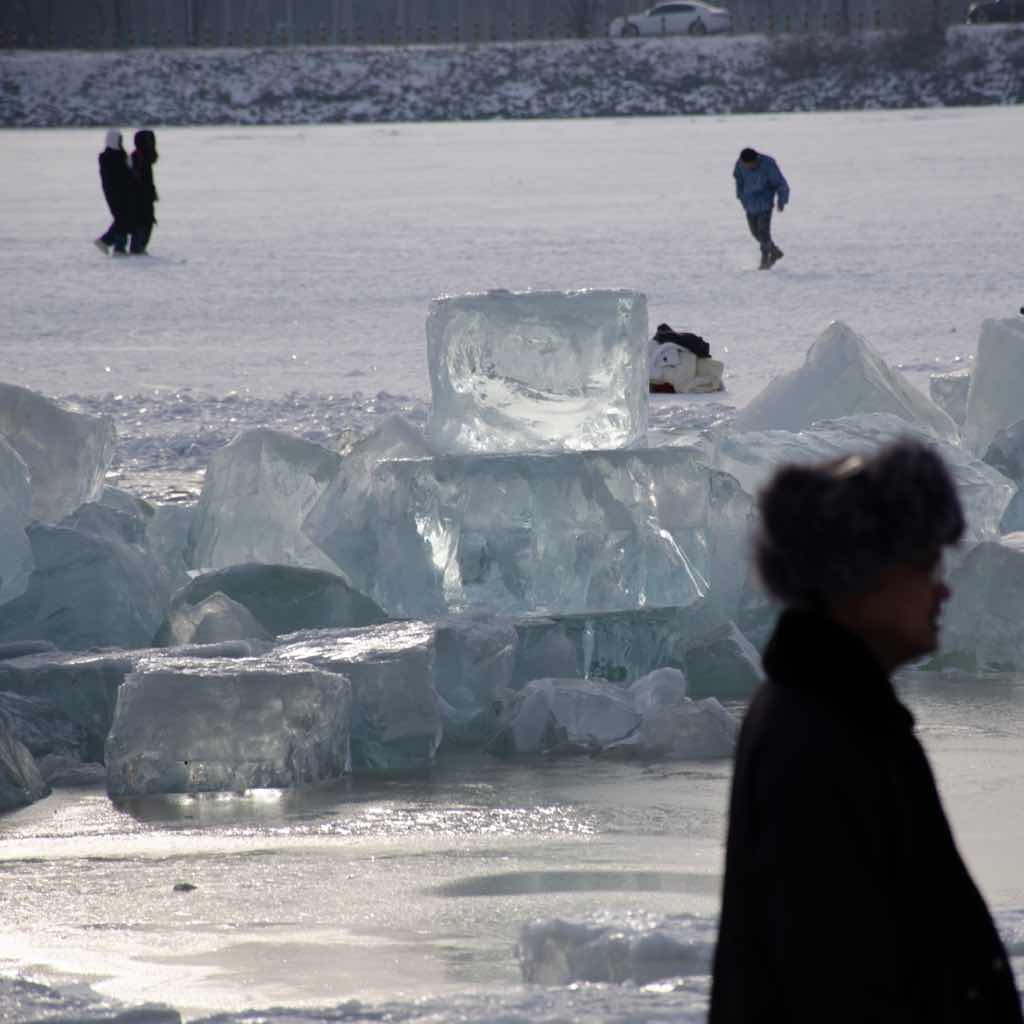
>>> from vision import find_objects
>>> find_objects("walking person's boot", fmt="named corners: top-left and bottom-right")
top-left (769, 244), bottom-right (784, 266)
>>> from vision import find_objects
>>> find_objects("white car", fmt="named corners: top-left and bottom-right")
top-left (609, 1), bottom-right (733, 36)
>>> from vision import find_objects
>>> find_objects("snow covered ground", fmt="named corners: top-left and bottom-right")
top-left (1, 105), bottom-right (1023, 1021)
top-left (1, 26), bottom-right (1023, 128)
top-left (2, 105), bottom-right (1020, 496)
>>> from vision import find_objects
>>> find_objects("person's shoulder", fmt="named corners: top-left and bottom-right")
top-left (743, 679), bottom-right (848, 759)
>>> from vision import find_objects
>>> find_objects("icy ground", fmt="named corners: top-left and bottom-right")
top-left (0, 676), bottom-right (1021, 1022)
top-left (1, 106), bottom-right (1019, 499)
top-left (1, 107), bottom-right (1023, 1021)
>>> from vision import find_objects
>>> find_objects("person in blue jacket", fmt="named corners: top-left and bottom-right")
top-left (733, 147), bottom-right (790, 270)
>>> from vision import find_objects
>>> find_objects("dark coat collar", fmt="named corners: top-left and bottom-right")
top-left (762, 607), bottom-right (914, 730)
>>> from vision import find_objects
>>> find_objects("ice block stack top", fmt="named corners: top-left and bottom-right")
top-left (426, 289), bottom-right (649, 453)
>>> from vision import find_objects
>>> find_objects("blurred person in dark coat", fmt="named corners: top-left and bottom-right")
top-left (129, 129), bottom-right (159, 255)
top-left (709, 439), bottom-right (1022, 1024)
top-left (95, 129), bottom-right (134, 256)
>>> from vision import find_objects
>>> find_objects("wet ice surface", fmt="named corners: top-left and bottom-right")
top-left (1, 677), bottom-right (1022, 1021)
top-left (0, 756), bottom-right (729, 1020)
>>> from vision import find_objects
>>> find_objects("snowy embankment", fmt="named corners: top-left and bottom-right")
top-left (1, 24), bottom-right (1022, 127)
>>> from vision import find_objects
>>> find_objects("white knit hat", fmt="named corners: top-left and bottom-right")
top-left (105, 129), bottom-right (122, 150)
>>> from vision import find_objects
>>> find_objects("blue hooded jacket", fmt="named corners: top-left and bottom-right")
top-left (734, 154), bottom-right (790, 215)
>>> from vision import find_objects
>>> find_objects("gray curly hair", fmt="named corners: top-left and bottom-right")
top-left (754, 438), bottom-right (965, 607)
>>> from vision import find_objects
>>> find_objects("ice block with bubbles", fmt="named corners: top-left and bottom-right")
top-left (426, 289), bottom-right (649, 453)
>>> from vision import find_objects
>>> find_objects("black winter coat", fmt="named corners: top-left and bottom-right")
top-left (131, 149), bottom-right (158, 226)
top-left (99, 147), bottom-right (135, 227)
top-left (709, 608), bottom-right (1021, 1024)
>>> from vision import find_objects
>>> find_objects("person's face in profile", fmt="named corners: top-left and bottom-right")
top-left (854, 552), bottom-right (951, 669)
top-left (741, 158), bottom-right (758, 170)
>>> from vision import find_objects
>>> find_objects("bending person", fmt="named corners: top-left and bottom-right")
top-left (733, 146), bottom-right (788, 270)
top-left (710, 439), bottom-right (1022, 1023)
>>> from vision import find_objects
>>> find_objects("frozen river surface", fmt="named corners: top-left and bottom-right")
top-left (0, 106), bottom-right (1023, 1021)
top-left (1, 106), bottom-right (1021, 496)
top-left (0, 676), bottom-right (1022, 1021)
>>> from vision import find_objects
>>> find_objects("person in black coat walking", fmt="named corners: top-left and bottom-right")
top-left (95, 129), bottom-right (134, 256)
top-left (129, 129), bottom-right (159, 255)
top-left (710, 439), bottom-right (1022, 1023)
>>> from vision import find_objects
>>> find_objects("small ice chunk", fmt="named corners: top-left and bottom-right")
top-left (679, 622), bottom-right (762, 698)
top-left (935, 533), bottom-right (1024, 671)
top-left (0, 710), bottom-right (50, 813)
top-left (105, 655), bottom-right (352, 796)
top-left (735, 321), bottom-right (958, 441)
top-left (155, 563), bottom-right (387, 646)
top-left (157, 591), bottom-right (271, 647)
top-left (275, 621), bottom-right (441, 774)
top-left (427, 289), bottom-right (649, 453)
top-left (489, 678), bottom-right (641, 756)
top-left (601, 696), bottom-right (738, 760)
top-left (302, 415), bottom-right (437, 598)
top-left (99, 485), bottom-right (153, 520)
top-left (929, 371), bottom-right (971, 428)
top-left (0, 978), bottom-right (180, 1022)
top-left (509, 602), bottom-right (755, 699)
top-left (0, 505), bottom-right (172, 651)
top-left (188, 428), bottom-right (342, 572)
top-left (0, 382), bottom-right (116, 523)
top-left (981, 420), bottom-right (1024, 532)
top-left (628, 666), bottom-right (689, 713)
top-left (0, 650), bottom-right (134, 763)
top-left (518, 912), bottom-right (716, 985)
top-left (0, 690), bottom-right (88, 760)
top-left (433, 616), bottom-right (518, 710)
top-left (965, 318), bottom-right (1024, 455)
top-left (0, 436), bottom-right (33, 606)
top-left (983, 419), bottom-right (1024, 482)
top-left (145, 502), bottom-right (194, 593)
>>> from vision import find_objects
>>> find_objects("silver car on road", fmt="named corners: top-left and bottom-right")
top-left (609, 1), bottom-right (733, 36)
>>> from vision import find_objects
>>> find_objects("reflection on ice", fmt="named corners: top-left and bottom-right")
top-left (437, 871), bottom-right (718, 899)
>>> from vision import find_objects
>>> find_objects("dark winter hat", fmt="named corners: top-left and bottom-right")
top-left (739, 147), bottom-right (758, 163)
top-left (753, 438), bottom-right (964, 608)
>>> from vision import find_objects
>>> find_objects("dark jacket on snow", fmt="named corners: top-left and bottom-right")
top-left (709, 607), bottom-right (1022, 1024)
top-left (131, 130), bottom-right (159, 226)
top-left (99, 144), bottom-right (135, 230)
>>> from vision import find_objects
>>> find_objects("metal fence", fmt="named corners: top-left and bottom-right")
top-left (0, 0), bottom-right (967, 49)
